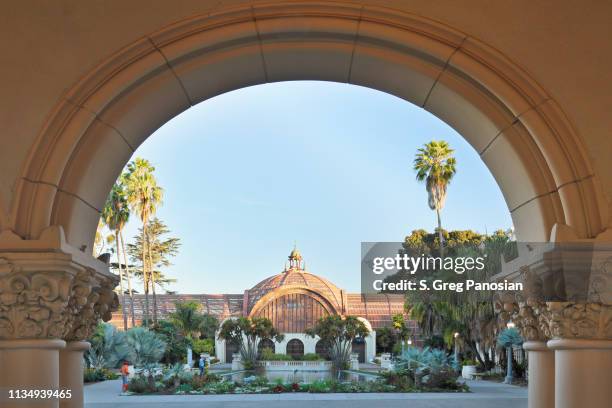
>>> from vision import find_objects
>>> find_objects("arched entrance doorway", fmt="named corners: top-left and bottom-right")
top-left (286, 339), bottom-right (305, 359)
top-left (225, 341), bottom-right (240, 363)
top-left (258, 338), bottom-right (275, 358)
top-left (352, 338), bottom-right (366, 363)
top-left (315, 340), bottom-right (330, 360)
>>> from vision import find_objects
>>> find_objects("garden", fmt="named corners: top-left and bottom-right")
top-left (123, 345), bottom-right (469, 395)
top-left (84, 300), bottom-right (219, 383)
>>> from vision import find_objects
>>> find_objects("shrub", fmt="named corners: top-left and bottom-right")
top-left (152, 320), bottom-right (190, 365)
top-left (192, 338), bottom-right (214, 356)
top-left (175, 383), bottom-right (193, 394)
top-left (301, 353), bottom-right (322, 361)
top-left (388, 347), bottom-right (463, 391)
top-left (250, 376), bottom-right (269, 387)
top-left (85, 323), bottom-right (129, 369)
top-left (126, 327), bottom-right (167, 367)
top-left (191, 373), bottom-right (221, 390)
top-left (83, 368), bottom-right (104, 383)
top-left (83, 368), bottom-right (118, 383)
top-left (204, 381), bottom-right (236, 394)
top-left (163, 363), bottom-right (190, 389)
top-left (127, 375), bottom-right (152, 394)
top-left (308, 379), bottom-right (336, 393)
top-left (381, 369), bottom-right (414, 391)
top-left (259, 349), bottom-right (293, 361)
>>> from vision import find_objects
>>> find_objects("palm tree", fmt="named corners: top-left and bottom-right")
top-left (119, 228), bottom-right (136, 327)
top-left (168, 301), bottom-right (205, 340)
top-left (101, 187), bottom-right (127, 331)
top-left (102, 182), bottom-right (136, 329)
top-left (123, 158), bottom-right (163, 326)
top-left (413, 140), bottom-right (457, 256)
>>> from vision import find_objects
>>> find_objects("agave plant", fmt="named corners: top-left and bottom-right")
top-left (163, 363), bottom-right (189, 388)
top-left (85, 323), bottom-right (130, 368)
top-left (126, 327), bottom-right (166, 367)
top-left (395, 347), bottom-right (454, 386)
top-left (85, 347), bottom-right (107, 370)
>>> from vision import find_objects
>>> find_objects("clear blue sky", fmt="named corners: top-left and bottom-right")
top-left (117, 81), bottom-right (512, 294)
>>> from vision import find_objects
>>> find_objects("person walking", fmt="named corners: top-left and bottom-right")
top-left (121, 361), bottom-right (130, 392)
top-left (198, 355), bottom-right (205, 376)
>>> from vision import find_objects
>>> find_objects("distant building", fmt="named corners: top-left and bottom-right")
top-left (110, 248), bottom-right (416, 363)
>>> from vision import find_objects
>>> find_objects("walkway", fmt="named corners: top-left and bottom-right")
top-left (85, 379), bottom-right (527, 408)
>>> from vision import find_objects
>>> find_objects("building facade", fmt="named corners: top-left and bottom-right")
top-left (110, 248), bottom-right (410, 363)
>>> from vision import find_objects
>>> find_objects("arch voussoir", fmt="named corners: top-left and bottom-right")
top-left (11, 1), bottom-right (606, 251)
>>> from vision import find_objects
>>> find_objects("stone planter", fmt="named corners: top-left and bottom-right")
top-left (231, 353), bottom-right (243, 371)
top-left (461, 365), bottom-right (477, 379)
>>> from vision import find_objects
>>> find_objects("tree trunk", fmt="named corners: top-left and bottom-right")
top-left (120, 230), bottom-right (136, 328)
top-left (148, 240), bottom-right (158, 325)
top-left (115, 232), bottom-right (128, 331)
top-left (436, 208), bottom-right (444, 257)
top-left (483, 347), bottom-right (493, 371)
top-left (468, 340), bottom-right (486, 367)
top-left (142, 222), bottom-right (149, 327)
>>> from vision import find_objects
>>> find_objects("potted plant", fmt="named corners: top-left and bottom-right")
top-left (461, 359), bottom-right (478, 379)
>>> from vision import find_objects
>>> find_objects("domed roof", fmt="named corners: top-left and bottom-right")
top-left (247, 249), bottom-right (344, 314)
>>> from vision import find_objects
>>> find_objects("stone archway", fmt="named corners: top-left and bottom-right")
top-left (10, 2), bottom-right (607, 253)
top-left (0, 2), bottom-right (611, 408)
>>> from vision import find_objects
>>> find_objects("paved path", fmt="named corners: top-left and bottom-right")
top-left (85, 379), bottom-right (527, 408)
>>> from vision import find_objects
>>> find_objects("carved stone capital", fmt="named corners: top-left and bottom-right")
top-left (0, 251), bottom-right (118, 341)
top-left (544, 301), bottom-right (612, 340)
top-left (495, 241), bottom-right (612, 342)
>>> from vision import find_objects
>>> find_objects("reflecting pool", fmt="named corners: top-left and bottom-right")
top-left (224, 370), bottom-right (379, 384)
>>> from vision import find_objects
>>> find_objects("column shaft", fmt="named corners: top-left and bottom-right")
top-left (0, 339), bottom-right (66, 408)
top-left (59, 342), bottom-right (90, 408)
top-left (523, 341), bottom-right (554, 408)
top-left (548, 339), bottom-right (612, 408)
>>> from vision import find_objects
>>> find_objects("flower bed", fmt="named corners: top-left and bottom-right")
top-left (84, 368), bottom-right (119, 383)
top-left (125, 366), bottom-right (468, 395)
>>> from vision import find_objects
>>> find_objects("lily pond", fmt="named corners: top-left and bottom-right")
top-left (224, 370), bottom-right (379, 384)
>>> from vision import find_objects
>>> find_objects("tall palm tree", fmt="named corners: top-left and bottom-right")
top-left (123, 158), bottom-right (163, 326)
top-left (413, 140), bottom-right (457, 256)
top-left (119, 229), bottom-right (136, 328)
top-left (102, 183), bottom-right (131, 331)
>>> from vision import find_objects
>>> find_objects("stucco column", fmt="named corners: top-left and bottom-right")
top-left (59, 341), bottom-right (90, 408)
top-left (548, 339), bottom-right (612, 408)
top-left (0, 228), bottom-right (119, 408)
top-left (0, 339), bottom-right (66, 408)
top-left (523, 341), bottom-right (554, 408)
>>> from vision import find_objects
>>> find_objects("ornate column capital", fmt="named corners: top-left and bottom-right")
top-left (544, 301), bottom-right (612, 340)
top-left (496, 241), bottom-right (612, 342)
top-left (0, 226), bottom-right (118, 341)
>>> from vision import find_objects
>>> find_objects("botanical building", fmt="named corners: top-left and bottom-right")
top-left (110, 248), bottom-right (408, 363)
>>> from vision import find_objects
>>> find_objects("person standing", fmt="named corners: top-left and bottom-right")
top-left (198, 355), bottom-right (205, 376)
top-left (121, 361), bottom-right (130, 392)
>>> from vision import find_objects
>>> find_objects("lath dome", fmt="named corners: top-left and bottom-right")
top-left (246, 248), bottom-right (344, 314)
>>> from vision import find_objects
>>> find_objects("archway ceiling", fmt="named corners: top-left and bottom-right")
top-left (0, 1), bottom-right (609, 251)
